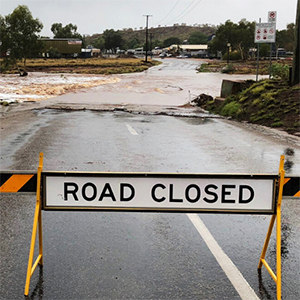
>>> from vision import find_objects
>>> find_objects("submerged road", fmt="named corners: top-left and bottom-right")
top-left (1, 59), bottom-right (300, 300)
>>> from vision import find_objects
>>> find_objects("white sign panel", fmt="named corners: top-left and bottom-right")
top-left (268, 11), bottom-right (277, 23)
top-left (43, 173), bottom-right (276, 214)
top-left (255, 22), bottom-right (276, 43)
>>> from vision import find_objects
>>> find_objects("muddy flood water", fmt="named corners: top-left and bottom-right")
top-left (0, 58), bottom-right (267, 106)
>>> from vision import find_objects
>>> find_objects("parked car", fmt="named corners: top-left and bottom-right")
top-left (177, 55), bottom-right (188, 58)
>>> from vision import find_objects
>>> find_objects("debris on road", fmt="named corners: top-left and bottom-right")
top-left (191, 93), bottom-right (214, 107)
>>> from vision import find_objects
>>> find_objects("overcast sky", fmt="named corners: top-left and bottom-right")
top-left (0, 0), bottom-right (297, 37)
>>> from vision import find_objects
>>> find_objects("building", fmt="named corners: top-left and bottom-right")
top-left (163, 44), bottom-right (209, 58)
top-left (180, 45), bottom-right (208, 57)
top-left (81, 46), bottom-right (101, 58)
top-left (40, 38), bottom-right (82, 57)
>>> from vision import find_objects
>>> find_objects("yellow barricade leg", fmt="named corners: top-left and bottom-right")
top-left (258, 155), bottom-right (285, 300)
top-left (276, 204), bottom-right (281, 299)
top-left (24, 153), bottom-right (43, 296)
top-left (257, 214), bottom-right (276, 269)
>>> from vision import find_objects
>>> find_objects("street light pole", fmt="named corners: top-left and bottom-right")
top-left (227, 43), bottom-right (231, 65)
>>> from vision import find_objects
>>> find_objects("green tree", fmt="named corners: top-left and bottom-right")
top-left (103, 29), bottom-right (124, 53)
top-left (51, 23), bottom-right (82, 39)
top-left (209, 19), bottom-right (255, 60)
top-left (153, 39), bottom-right (163, 48)
top-left (92, 36), bottom-right (105, 50)
top-left (188, 32), bottom-right (208, 44)
top-left (0, 15), bottom-right (9, 57)
top-left (277, 23), bottom-right (295, 51)
top-left (209, 20), bottom-right (236, 55)
top-left (163, 37), bottom-right (181, 48)
top-left (259, 44), bottom-right (270, 57)
top-left (1, 5), bottom-right (43, 74)
top-left (127, 37), bottom-right (141, 49)
top-left (235, 19), bottom-right (255, 60)
top-left (48, 47), bottom-right (62, 58)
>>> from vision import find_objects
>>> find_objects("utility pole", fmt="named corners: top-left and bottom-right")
top-left (143, 15), bottom-right (152, 62)
top-left (256, 18), bottom-right (261, 82)
top-left (292, 0), bottom-right (300, 86)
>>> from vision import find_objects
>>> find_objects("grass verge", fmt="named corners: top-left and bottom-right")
top-left (197, 79), bottom-right (300, 136)
top-left (198, 59), bottom-right (293, 75)
top-left (1, 57), bottom-right (161, 75)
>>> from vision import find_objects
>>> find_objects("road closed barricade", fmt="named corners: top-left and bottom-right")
top-left (0, 154), bottom-right (299, 299)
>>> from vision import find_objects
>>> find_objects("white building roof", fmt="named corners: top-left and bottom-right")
top-left (181, 44), bottom-right (208, 50)
top-left (163, 44), bottom-right (208, 51)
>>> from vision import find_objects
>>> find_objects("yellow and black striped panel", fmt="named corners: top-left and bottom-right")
top-left (0, 172), bottom-right (299, 196)
top-left (283, 177), bottom-right (300, 197)
top-left (0, 173), bottom-right (37, 193)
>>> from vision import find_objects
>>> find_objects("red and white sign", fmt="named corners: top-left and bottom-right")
top-left (268, 11), bottom-right (277, 23)
top-left (255, 23), bottom-right (276, 43)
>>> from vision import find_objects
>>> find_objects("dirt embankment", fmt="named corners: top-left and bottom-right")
top-left (198, 59), bottom-right (293, 75)
top-left (193, 80), bottom-right (300, 136)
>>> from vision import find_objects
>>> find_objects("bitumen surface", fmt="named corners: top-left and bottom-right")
top-left (1, 110), bottom-right (300, 300)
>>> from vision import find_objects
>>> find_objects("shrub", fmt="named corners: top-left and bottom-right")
top-left (252, 99), bottom-right (260, 106)
top-left (271, 63), bottom-right (289, 82)
top-left (221, 63), bottom-right (235, 73)
top-left (197, 63), bottom-right (209, 72)
top-left (220, 101), bottom-right (240, 116)
top-left (271, 121), bottom-right (283, 127)
top-left (222, 51), bottom-right (242, 61)
top-left (239, 96), bottom-right (248, 103)
top-left (47, 47), bottom-right (62, 58)
top-left (250, 85), bottom-right (265, 95)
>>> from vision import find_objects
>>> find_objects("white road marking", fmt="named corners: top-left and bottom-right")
top-left (187, 214), bottom-right (260, 300)
top-left (125, 124), bottom-right (138, 135)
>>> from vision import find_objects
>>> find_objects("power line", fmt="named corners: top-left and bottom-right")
top-left (172, 0), bottom-right (203, 23)
top-left (167, 0), bottom-right (197, 24)
top-left (154, 0), bottom-right (181, 25)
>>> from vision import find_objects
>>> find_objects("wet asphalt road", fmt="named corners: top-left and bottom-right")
top-left (1, 109), bottom-right (300, 300)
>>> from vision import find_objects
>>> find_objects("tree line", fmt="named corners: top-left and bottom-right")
top-left (91, 30), bottom-right (209, 53)
top-left (209, 19), bottom-right (295, 60)
top-left (0, 5), bottom-right (84, 74)
top-left (0, 5), bottom-right (297, 71)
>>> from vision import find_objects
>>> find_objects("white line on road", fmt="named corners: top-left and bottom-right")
top-left (125, 124), bottom-right (138, 135)
top-left (187, 214), bottom-right (259, 300)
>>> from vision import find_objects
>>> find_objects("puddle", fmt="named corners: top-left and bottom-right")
top-left (284, 159), bottom-right (294, 173)
top-left (178, 117), bottom-right (213, 125)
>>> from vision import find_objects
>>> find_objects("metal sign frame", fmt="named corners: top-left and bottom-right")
top-left (42, 171), bottom-right (277, 214)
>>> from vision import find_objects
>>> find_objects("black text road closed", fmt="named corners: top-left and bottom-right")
top-left (43, 172), bottom-right (276, 214)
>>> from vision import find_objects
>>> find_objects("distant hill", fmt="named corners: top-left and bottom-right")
top-left (86, 25), bottom-right (216, 48)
